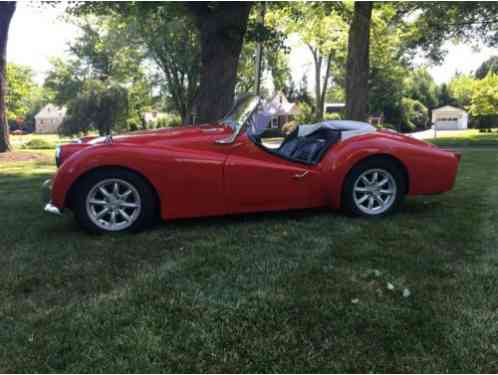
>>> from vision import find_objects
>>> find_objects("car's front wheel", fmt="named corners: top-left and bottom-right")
top-left (72, 169), bottom-right (157, 233)
top-left (342, 158), bottom-right (406, 217)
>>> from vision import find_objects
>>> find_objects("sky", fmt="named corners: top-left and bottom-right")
top-left (7, 2), bottom-right (498, 88)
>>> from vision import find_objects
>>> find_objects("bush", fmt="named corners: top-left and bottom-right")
top-left (295, 102), bottom-right (315, 124)
top-left (324, 112), bottom-right (342, 121)
top-left (400, 97), bottom-right (428, 132)
top-left (21, 138), bottom-right (53, 150)
top-left (127, 118), bottom-right (141, 132)
top-left (150, 114), bottom-right (182, 129)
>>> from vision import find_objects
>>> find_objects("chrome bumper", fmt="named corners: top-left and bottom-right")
top-left (44, 203), bottom-right (62, 215)
top-left (42, 178), bottom-right (62, 216)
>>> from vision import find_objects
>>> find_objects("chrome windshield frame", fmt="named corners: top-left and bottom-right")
top-left (216, 94), bottom-right (261, 145)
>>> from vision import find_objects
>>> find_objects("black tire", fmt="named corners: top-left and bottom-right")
top-left (342, 157), bottom-right (406, 217)
top-left (72, 168), bottom-right (158, 234)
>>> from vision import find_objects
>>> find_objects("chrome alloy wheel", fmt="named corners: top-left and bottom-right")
top-left (352, 168), bottom-right (397, 215)
top-left (85, 178), bottom-right (142, 231)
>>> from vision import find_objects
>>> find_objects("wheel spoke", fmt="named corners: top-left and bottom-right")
top-left (120, 201), bottom-right (139, 209)
top-left (110, 211), bottom-right (117, 225)
top-left (376, 178), bottom-right (389, 187)
top-left (96, 207), bottom-right (109, 219)
top-left (361, 176), bottom-right (370, 185)
top-left (113, 182), bottom-right (120, 196)
top-left (373, 193), bottom-right (384, 206)
top-left (120, 189), bottom-right (133, 199)
top-left (355, 187), bottom-right (368, 192)
top-left (372, 172), bottom-right (379, 183)
top-left (119, 209), bottom-right (131, 222)
top-left (368, 196), bottom-right (374, 209)
top-left (99, 186), bottom-right (111, 198)
top-left (357, 194), bottom-right (369, 204)
top-left (380, 189), bottom-right (394, 195)
top-left (89, 199), bottom-right (106, 206)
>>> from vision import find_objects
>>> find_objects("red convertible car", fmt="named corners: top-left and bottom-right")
top-left (43, 95), bottom-right (460, 233)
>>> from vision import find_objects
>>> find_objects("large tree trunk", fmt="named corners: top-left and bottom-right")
top-left (0, 2), bottom-right (16, 153)
top-left (185, 2), bottom-right (252, 123)
top-left (345, 1), bottom-right (372, 121)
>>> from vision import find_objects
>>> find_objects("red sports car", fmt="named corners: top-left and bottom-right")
top-left (43, 95), bottom-right (460, 233)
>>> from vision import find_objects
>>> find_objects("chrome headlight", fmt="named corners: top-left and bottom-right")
top-left (55, 145), bottom-right (62, 167)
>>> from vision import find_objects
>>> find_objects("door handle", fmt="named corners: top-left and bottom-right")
top-left (293, 170), bottom-right (310, 179)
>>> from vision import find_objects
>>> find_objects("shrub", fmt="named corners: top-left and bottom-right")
top-left (151, 114), bottom-right (182, 129)
top-left (21, 138), bottom-right (53, 150)
top-left (295, 102), bottom-right (315, 124)
top-left (400, 97), bottom-right (428, 132)
top-left (324, 112), bottom-right (342, 121)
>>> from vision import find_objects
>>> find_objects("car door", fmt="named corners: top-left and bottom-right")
top-left (224, 134), bottom-right (317, 214)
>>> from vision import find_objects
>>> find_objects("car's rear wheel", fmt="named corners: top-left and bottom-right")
top-left (342, 158), bottom-right (406, 217)
top-left (73, 169), bottom-right (157, 233)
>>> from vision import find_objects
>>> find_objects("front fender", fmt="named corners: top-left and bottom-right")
top-left (51, 144), bottom-right (171, 211)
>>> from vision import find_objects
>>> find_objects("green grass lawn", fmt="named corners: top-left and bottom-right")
top-left (427, 129), bottom-right (498, 147)
top-left (1, 147), bottom-right (498, 372)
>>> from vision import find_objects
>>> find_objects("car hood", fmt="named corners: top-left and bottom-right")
top-left (85, 123), bottom-right (233, 146)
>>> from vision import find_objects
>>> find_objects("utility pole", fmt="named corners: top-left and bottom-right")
top-left (254, 2), bottom-right (266, 96)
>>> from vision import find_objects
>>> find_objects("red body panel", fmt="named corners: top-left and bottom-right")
top-left (50, 125), bottom-right (460, 220)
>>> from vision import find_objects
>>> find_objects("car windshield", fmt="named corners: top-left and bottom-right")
top-left (221, 94), bottom-right (261, 133)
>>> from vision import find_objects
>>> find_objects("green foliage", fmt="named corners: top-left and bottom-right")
top-left (368, 4), bottom-right (411, 125)
top-left (149, 114), bottom-right (182, 129)
top-left (468, 73), bottom-right (498, 118)
top-left (448, 74), bottom-right (474, 108)
top-left (59, 81), bottom-right (128, 136)
top-left (294, 102), bottom-right (315, 124)
top-left (44, 58), bottom-right (84, 106)
top-left (403, 68), bottom-right (439, 109)
top-left (324, 112), bottom-right (342, 121)
top-left (266, 2), bottom-right (349, 118)
top-left (400, 97), bottom-right (429, 132)
top-left (475, 56), bottom-right (498, 79)
top-left (5, 64), bottom-right (39, 121)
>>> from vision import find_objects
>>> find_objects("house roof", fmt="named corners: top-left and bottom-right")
top-left (432, 105), bottom-right (467, 114)
top-left (35, 104), bottom-right (66, 119)
top-left (262, 91), bottom-right (300, 116)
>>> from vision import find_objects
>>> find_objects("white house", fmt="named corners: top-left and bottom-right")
top-left (143, 111), bottom-right (169, 125)
top-left (432, 105), bottom-right (468, 130)
top-left (261, 91), bottom-right (300, 129)
top-left (35, 104), bottom-right (67, 133)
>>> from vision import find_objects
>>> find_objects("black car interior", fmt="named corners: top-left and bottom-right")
top-left (249, 126), bottom-right (341, 165)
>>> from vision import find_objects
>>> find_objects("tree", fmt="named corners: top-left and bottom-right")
top-left (5, 64), bottom-right (38, 122)
top-left (0, 2), bottom-right (16, 153)
top-left (45, 16), bottom-right (153, 133)
top-left (236, 5), bottom-right (290, 98)
top-left (345, 2), bottom-right (373, 121)
top-left (121, 5), bottom-right (201, 124)
top-left (475, 56), bottom-right (498, 80)
top-left (400, 97), bottom-right (429, 132)
top-left (267, 2), bottom-right (349, 120)
top-left (448, 73), bottom-right (474, 108)
top-left (468, 73), bottom-right (498, 118)
top-left (437, 83), bottom-right (455, 107)
top-left (403, 68), bottom-right (439, 109)
top-left (184, 3), bottom-right (252, 123)
top-left (60, 80), bottom-right (128, 136)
